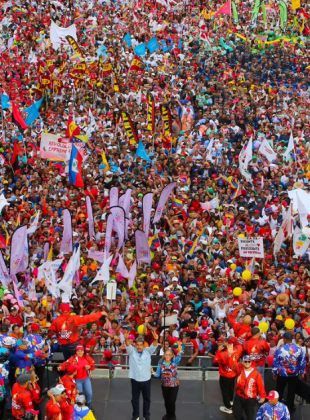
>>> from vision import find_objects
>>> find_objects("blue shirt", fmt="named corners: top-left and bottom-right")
top-left (272, 343), bottom-right (306, 377)
top-left (126, 344), bottom-right (157, 382)
top-left (256, 401), bottom-right (290, 420)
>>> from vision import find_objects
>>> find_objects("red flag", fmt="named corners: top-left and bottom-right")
top-left (130, 55), bottom-right (143, 72)
top-left (0, 233), bottom-right (6, 249)
top-left (11, 139), bottom-right (19, 166)
top-left (301, 316), bottom-right (310, 335)
top-left (215, 0), bottom-right (231, 15)
top-left (12, 101), bottom-right (28, 133)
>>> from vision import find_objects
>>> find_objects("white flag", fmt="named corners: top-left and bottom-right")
top-left (44, 269), bottom-right (59, 298)
top-left (243, 136), bottom-right (253, 168)
top-left (128, 260), bottom-right (137, 288)
top-left (91, 255), bottom-right (113, 285)
top-left (273, 201), bottom-right (294, 255)
top-left (58, 253), bottom-right (76, 295)
top-left (258, 138), bottom-right (277, 162)
top-left (293, 226), bottom-right (310, 256)
top-left (37, 258), bottom-right (63, 281)
top-left (0, 194), bottom-right (9, 213)
top-left (27, 211), bottom-right (41, 235)
top-left (283, 132), bottom-right (294, 160)
top-left (50, 21), bottom-right (77, 51)
top-left (116, 255), bottom-right (129, 278)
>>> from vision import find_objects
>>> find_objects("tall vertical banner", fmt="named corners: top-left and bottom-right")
top-left (121, 111), bottom-right (139, 144)
top-left (160, 104), bottom-right (172, 136)
top-left (153, 182), bottom-right (176, 224)
top-left (110, 206), bottom-right (125, 253)
top-left (60, 209), bottom-right (73, 253)
top-left (86, 196), bottom-right (95, 239)
top-left (10, 225), bottom-right (28, 275)
top-left (143, 193), bottom-right (153, 236)
top-left (104, 214), bottom-right (113, 260)
top-left (135, 230), bottom-right (151, 264)
top-left (147, 93), bottom-right (155, 133)
top-left (110, 187), bottom-right (119, 208)
top-left (0, 252), bottom-right (10, 286)
top-left (119, 189), bottom-right (132, 217)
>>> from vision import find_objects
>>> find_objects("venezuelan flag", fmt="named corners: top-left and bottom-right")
top-left (231, 184), bottom-right (242, 200)
top-left (74, 16), bottom-right (85, 24)
top-left (173, 198), bottom-right (183, 207)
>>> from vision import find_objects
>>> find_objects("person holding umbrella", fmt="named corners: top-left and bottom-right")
top-left (256, 391), bottom-right (290, 420)
top-left (152, 343), bottom-right (183, 420)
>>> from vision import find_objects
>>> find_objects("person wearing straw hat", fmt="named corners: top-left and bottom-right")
top-left (256, 391), bottom-right (290, 420)
top-left (276, 294), bottom-right (289, 307)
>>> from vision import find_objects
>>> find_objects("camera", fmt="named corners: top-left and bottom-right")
top-left (23, 412), bottom-right (36, 420)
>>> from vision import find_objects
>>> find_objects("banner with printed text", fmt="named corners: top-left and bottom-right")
top-left (238, 237), bottom-right (264, 258)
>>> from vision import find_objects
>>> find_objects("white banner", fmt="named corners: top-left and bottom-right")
top-left (40, 133), bottom-right (87, 161)
top-left (238, 237), bottom-right (264, 258)
top-left (258, 138), bottom-right (277, 162)
top-left (50, 21), bottom-right (77, 51)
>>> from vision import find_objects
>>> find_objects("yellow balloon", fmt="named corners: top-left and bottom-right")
top-left (137, 325), bottom-right (145, 335)
top-left (242, 270), bottom-right (251, 281)
top-left (259, 322), bottom-right (269, 333)
top-left (231, 263), bottom-right (237, 270)
top-left (233, 287), bottom-right (242, 296)
top-left (238, 234), bottom-right (245, 238)
top-left (284, 319), bottom-right (295, 330)
top-left (42, 299), bottom-right (47, 307)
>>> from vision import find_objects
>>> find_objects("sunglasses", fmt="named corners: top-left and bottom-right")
top-left (243, 361), bottom-right (251, 364)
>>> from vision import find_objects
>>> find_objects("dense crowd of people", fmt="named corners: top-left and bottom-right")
top-left (0, 0), bottom-right (310, 419)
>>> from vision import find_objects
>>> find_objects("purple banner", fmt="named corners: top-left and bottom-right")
top-left (104, 213), bottom-right (113, 260)
top-left (119, 189), bottom-right (132, 217)
top-left (143, 193), bottom-right (153, 237)
top-left (135, 230), bottom-right (151, 264)
top-left (110, 206), bottom-right (125, 253)
top-left (153, 182), bottom-right (176, 224)
top-left (43, 242), bottom-right (49, 262)
top-left (110, 187), bottom-right (119, 208)
top-left (10, 225), bottom-right (28, 275)
top-left (60, 209), bottom-right (73, 253)
top-left (88, 250), bottom-right (105, 263)
top-left (0, 252), bottom-right (10, 286)
top-left (86, 196), bottom-right (95, 239)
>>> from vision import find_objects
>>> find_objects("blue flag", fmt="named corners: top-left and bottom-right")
top-left (134, 43), bottom-right (146, 57)
top-left (1, 94), bottom-right (10, 110)
top-left (178, 39), bottom-right (182, 50)
top-left (97, 44), bottom-right (107, 56)
top-left (124, 32), bottom-right (132, 47)
top-left (24, 104), bottom-right (40, 126)
top-left (161, 40), bottom-right (168, 52)
top-left (167, 38), bottom-right (174, 52)
top-left (136, 141), bottom-right (151, 162)
top-left (147, 37), bottom-right (159, 53)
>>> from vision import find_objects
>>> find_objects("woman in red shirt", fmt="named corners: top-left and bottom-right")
top-left (58, 345), bottom-right (95, 408)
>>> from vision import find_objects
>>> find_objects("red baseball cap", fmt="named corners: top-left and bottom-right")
top-left (266, 391), bottom-right (279, 400)
top-left (201, 320), bottom-right (209, 328)
top-left (66, 365), bottom-right (77, 374)
top-left (59, 303), bottom-right (70, 312)
top-left (76, 345), bottom-right (84, 351)
top-left (299, 294), bottom-right (306, 299)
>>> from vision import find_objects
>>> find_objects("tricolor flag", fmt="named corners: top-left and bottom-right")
top-left (69, 145), bottom-right (84, 188)
top-left (173, 199), bottom-right (183, 207)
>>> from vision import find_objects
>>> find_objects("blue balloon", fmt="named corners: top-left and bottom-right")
top-left (236, 267), bottom-right (242, 273)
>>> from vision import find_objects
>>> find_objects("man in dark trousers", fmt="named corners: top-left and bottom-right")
top-left (214, 337), bottom-right (242, 414)
top-left (272, 331), bottom-right (306, 413)
top-left (124, 328), bottom-right (158, 420)
top-left (227, 345), bottom-right (266, 420)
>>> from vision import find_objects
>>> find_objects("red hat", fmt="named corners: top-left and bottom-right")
top-left (153, 263), bottom-right (161, 269)
top-left (31, 323), bottom-right (40, 331)
top-left (103, 350), bottom-right (113, 360)
top-left (299, 294), bottom-right (305, 299)
top-left (66, 365), bottom-right (78, 374)
top-left (201, 320), bottom-right (209, 328)
top-left (201, 334), bottom-right (209, 340)
top-left (76, 345), bottom-right (84, 351)
top-left (266, 391), bottom-right (279, 400)
top-left (206, 328), bottom-right (214, 335)
top-left (227, 337), bottom-right (239, 345)
top-left (59, 303), bottom-right (70, 312)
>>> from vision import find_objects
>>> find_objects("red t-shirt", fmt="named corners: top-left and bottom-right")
top-left (45, 400), bottom-right (62, 420)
